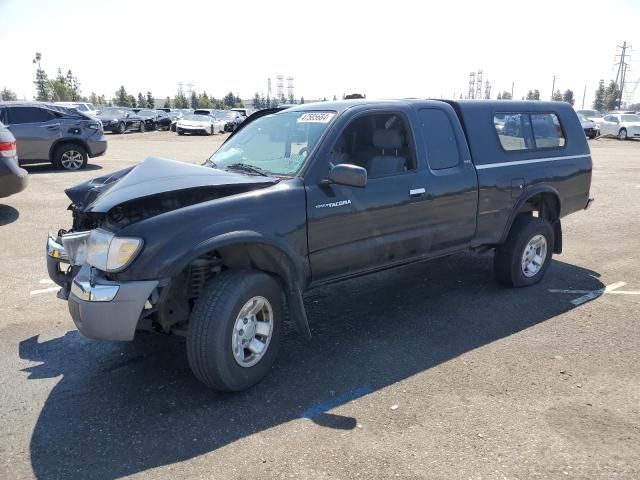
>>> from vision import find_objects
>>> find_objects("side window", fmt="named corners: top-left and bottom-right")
top-left (531, 113), bottom-right (565, 148)
top-left (0, 108), bottom-right (7, 124)
top-left (418, 108), bottom-right (460, 170)
top-left (329, 113), bottom-right (416, 179)
top-left (8, 107), bottom-right (55, 124)
top-left (495, 113), bottom-right (534, 151)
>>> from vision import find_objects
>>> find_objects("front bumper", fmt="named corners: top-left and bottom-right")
top-left (68, 263), bottom-right (158, 341)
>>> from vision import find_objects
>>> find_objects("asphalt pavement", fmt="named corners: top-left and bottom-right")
top-left (0, 131), bottom-right (638, 479)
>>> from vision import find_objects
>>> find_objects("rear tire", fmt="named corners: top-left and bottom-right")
top-left (187, 270), bottom-right (284, 391)
top-left (494, 215), bottom-right (554, 287)
top-left (52, 143), bottom-right (88, 170)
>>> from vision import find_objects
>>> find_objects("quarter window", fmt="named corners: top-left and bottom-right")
top-left (418, 108), bottom-right (460, 169)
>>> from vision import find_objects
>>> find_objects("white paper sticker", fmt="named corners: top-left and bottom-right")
top-left (297, 112), bottom-right (336, 124)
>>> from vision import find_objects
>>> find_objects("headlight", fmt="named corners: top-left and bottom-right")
top-left (86, 228), bottom-right (143, 272)
top-left (87, 122), bottom-right (101, 130)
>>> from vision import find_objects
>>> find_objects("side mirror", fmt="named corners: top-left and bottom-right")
top-left (326, 164), bottom-right (367, 188)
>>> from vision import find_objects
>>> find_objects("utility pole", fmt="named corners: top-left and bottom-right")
top-left (614, 42), bottom-right (631, 109)
top-left (582, 85), bottom-right (587, 109)
top-left (511, 81), bottom-right (514, 99)
top-left (551, 75), bottom-right (557, 100)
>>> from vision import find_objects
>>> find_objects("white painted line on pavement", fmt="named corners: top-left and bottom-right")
top-left (30, 287), bottom-right (60, 296)
top-left (548, 281), bottom-right (639, 306)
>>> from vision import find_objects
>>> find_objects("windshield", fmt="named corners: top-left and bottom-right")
top-left (621, 114), bottom-right (640, 122)
top-left (99, 108), bottom-right (125, 116)
top-left (137, 110), bottom-right (155, 117)
top-left (183, 114), bottom-right (211, 121)
top-left (208, 110), bottom-right (335, 176)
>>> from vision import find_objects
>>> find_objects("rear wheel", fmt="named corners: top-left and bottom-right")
top-left (53, 143), bottom-right (88, 170)
top-left (494, 215), bottom-right (554, 287)
top-left (118, 122), bottom-right (126, 134)
top-left (618, 128), bottom-right (628, 140)
top-left (187, 270), bottom-right (283, 391)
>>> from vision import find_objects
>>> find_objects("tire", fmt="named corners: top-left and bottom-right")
top-left (139, 121), bottom-right (145, 133)
top-left (187, 270), bottom-right (284, 391)
top-left (118, 122), bottom-right (126, 134)
top-left (52, 143), bottom-right (88, 170)
top-left (494, 215), bottom-right (554, 287)
top-left (617, 128), bottom-right (628, 140)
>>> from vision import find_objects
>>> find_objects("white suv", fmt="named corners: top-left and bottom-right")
top-left (600, 113), bottom-right (640, 140)
top-left (56, 102), bottom-right (98, 118)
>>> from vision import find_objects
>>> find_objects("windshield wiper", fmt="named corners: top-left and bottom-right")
top-left (225, 163), bottom-right (270, 176)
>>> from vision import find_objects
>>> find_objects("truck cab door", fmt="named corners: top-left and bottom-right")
top-left (305, 110), bottom-right (434, 283)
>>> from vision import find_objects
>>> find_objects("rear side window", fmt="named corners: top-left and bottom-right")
top-left (418, 108), bottom-right (460, 169)
top-left (531, 113), bottom-right (565, 148)
top-left (0, 108), bottom-right (7, 124)
top-left (496, 113), bottom-right (534, 151)
top-left (8, 107), bottom-right (55, 124)
top-left (494, 112), bottom-right (565, 151)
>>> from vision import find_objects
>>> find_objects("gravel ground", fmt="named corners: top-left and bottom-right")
top-left (0, 131), bottom-right (638, 480)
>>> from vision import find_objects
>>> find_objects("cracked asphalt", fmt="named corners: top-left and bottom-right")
top-left (0, 131), bottom-right (638, 479)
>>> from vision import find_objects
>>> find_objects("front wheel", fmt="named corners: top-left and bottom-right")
top-left (187, 270), bottom-right (284, 391)
top-left (494, 216), bottom-right (554, 287)
top-left (618, 128), bottom-right (628, 140)
top-left (118, 122), bottom-right (126, 134)
top-left (138, 121), bottom-right (145, 132)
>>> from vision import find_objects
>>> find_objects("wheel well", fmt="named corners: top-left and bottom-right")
top-left (514, 192), bottom-right (562, 253)
top-left (49, 139), bottom-right (88, 162)
top-left (150, 244), bottom-right (292, 335)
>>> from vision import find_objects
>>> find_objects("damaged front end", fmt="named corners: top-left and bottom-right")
top-left (45, 156), bottom-right (279, 339)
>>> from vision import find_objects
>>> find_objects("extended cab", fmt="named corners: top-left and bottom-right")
top-left (46, 100), bottom-right (593, 391)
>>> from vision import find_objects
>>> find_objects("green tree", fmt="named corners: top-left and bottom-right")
top-left (1, 87), bottom-right (18, 101)
top-left (497, 92), bottom-right (502, 100)
top-left (265, 95), bottom-right (272, 108)
top-left (603, 80), bottom-right (619, 111)
top-left (299, 96), bottom-right (305, 104)
top-left (146, 91), bottom-right (154, 109)
top-left (98, 94), bottom-right (107, 106)
top-left (88, 92), bottom-right (98, 105)
top-left (65, 69), bottom-right (80, 101)
top-left (173, 89), bottom-right (188, 109)
top-left (190, 91), bottom-right (198, 109)
top-left (287, 93), bottom-right (295, 104)
top-left (223, 91), bottom-right (235, 108)
top-left (136, 92), bottom-right (146, 108)
top-left (551, 89), bottom-right (563, 101)
top-left (526, 89), bottom-right (540, 100)
top-left (333, 95), bottom-right (337, 101)
top-left (33, 52), bottom-right (50, 101)
top-left (592, 80), bottom-right (605, 112)
top-left (234, 94), bottom-right (244, 107)
top-left (198, 91), bottom-right (212, 108)
top-left (164, 96), bottom-right (171, 109)
top-left (128, 95), bottom-right (137, 108)
top-left (562, 89), bottom-right (575, 105)
top-left (114, 86), bottom-right (129, 107)
top-left (50, 68), bottom-right (71, 101)
top-left (252, 93), bottom-right (261, 110)
top-left (500, 91), bottom-right (512, 100)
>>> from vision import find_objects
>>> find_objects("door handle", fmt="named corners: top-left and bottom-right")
top-left (409, 188), bottom-right (426, 197)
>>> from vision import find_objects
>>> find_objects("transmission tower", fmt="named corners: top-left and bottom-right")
top-left (484, 80), bottom-right (492, 99)
top-left (468, 72), bottom-right (476, 99)
top-left (286, 76), bottom-right (294, 100)
top-left (614, 42), bottom-right (632, 108)
top-left (475, 70), bottom-right (483, 100)
top-left (276, 75), bottom-right (284, 100)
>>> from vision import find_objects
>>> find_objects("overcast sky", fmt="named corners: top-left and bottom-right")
top-left (1, 0), bottom-right (639, 106)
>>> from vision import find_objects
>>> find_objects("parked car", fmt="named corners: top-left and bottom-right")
top-left (575, 109), bottom-right (604, 124)
top-left (136, 109), bottom-right (172, 131)
top-left (215, 110), bottom-right (245, 132)
top-left (0, 120), bottom-right (28, 197)
top-left (56, 101), bottom-right (98, 118)
top-left (230, 107), bottom-right (250, 117)
top-left (157, 107), bottom-right (171, 113)
top-left (176, 114), bottom-right (224, 135)
top-left (46, 99), bottom-right (592, 391)
top-left (168, 111), bottom-right (183, 132)
top-left (577, 113), bottom-right (599, 139)
top-left (96, 108), bottom-right (145, 134)
top-left (0, 101), bottom-right (106, 170)
top-left (599, 113), bottom-right (640, 140)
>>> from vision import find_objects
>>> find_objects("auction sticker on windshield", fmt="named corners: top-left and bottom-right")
top-left (297, 112), bottom-right (336, 123)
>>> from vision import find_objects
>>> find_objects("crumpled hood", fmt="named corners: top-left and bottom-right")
top-left (65, 156), bottom-right (277, 213)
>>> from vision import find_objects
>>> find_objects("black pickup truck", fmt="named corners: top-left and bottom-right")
top-left (46, 100), bottom-right (593, 391)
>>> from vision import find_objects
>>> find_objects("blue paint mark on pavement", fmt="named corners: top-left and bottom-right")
top-left (301, 385), bottom-right (372, 419)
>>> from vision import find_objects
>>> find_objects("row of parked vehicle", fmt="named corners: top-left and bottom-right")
top-left (575, 109), bottom-right (640, 140)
